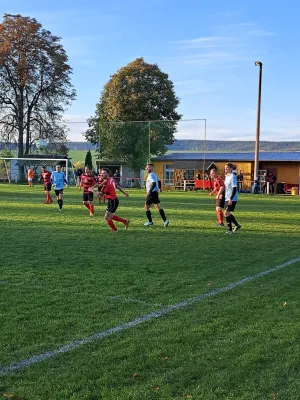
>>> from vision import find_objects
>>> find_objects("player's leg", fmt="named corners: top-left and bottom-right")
top-left (216, 198), bottom-right (224, 226)
top-left (111, 198), bottom-right (128, 229)
top-left (105, 200), bottom-right (118, 232)
top-left (230, 202), bottom-right (241, 232)
top-left (153, 193), bottom-right (169, 227)
top-left (144, 197), bottom-right (153, 226)
top-left (83, 192), bottom-right (91, 212)
top-left (57, 190), bottom-right (63, 210)
top-left (47, 184), bottom-right (53, 203)
top-left (89, 192), bottom-right (94, 216)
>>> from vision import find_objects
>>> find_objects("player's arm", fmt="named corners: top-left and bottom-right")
top-left (116, 184), bottom-right (129, 198)
top-left (50, 173), bottom-right (54, 186)
top-left (63, 174), bottom-right (69, 186)
top-left (158, 179), bottom-right (162, 193)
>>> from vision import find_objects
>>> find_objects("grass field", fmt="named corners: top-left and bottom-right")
top-left (1, 185), bottom-right (300, 400)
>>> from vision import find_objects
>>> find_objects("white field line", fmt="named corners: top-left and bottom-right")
top-left (1, 256), bottom-right (300, 376)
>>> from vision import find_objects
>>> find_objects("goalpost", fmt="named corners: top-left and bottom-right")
top-left (0, 157), bottom-right (69, 183)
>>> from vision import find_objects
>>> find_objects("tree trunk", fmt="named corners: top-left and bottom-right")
top-left (25, 110), bottom-right (31, 154)
top-left (17, 90), bottom-right (25, 180)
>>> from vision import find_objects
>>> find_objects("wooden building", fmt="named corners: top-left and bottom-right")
top-left (152, 152), bottom-right (300, 191)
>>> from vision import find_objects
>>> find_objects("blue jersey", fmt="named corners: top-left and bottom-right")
top-left (51, 171), bottom-right (66, 190)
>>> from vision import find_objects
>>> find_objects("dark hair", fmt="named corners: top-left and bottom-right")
top-left (42, 166), bottom-right (46, 169)
top-left (101, 168), bottom-right (112, 176)
top-left (147, 163), bottom-right (153, 167)
top-left (225, 162), bottom-right (234, 169)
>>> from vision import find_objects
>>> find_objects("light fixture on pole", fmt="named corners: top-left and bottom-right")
top-left (254, 61), bottom-right (263, 183)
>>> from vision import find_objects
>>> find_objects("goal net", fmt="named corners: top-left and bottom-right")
top-left (0, 157), bottom-right (69, 184)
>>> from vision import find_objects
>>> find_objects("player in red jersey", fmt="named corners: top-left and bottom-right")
top-left (97, 171), bottom-right (106, 204)
top-left (100, 168), bottom-right (129, 233)
top-left (209, 168), bottom-right (225, 226)
top-left (39, 166), bottom-right (53, 204)
top-left (80, 166), bottom-right (97, 216)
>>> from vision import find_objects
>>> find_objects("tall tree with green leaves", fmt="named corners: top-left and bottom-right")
top-left (0, 14), bottom-right (76, 157)
top-left (85, 150), bottom-right (93, 169)
top-left (85, 58), bottom-right (181, 172)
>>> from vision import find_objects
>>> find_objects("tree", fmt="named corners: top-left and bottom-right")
top-left (85, 58), bottom-right (181, 172)
top-left (0, 14), bottom-right (76, 158)
top-left (85, 150), bottom-right (93, 169)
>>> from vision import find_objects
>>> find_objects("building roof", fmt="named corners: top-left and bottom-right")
top-left (153, 152), bottom-right (300, 162)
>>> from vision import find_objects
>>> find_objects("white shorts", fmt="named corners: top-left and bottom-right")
top-left (28, 178), bottom-right (33, 182)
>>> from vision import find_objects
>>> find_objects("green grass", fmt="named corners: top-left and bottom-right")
top-left (68, 150), bottom-right (98, 164)
top-left (1, 185), bottom-right (300, 400)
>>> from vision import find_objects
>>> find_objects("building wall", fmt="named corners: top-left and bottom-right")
top-left (152, 161), bottom-right (166, 181)
top-left (152, 159), bottom-right (300, 189)
top-left (260, 162), bottom-right (300, 184)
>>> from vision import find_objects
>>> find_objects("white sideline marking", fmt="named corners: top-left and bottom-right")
top-left (1, 256), bottom-right (300, 376)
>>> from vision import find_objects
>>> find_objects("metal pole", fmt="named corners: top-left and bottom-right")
top-left (254, 61), bottom-right (263, 182)
top-left (98, 122), bottom-right (101, 172)
top-left (148, 120), bottom-right (151, 163)
top-left (202, 119), bottom-right (207, 191)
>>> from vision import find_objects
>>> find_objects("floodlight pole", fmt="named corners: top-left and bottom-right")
top-left (254, 61), bottom-right (263, 182)
top-left (98, 122), bottom-right (101, 172)
top-left (148, 120), bottom-right (151, 163)
top-left (202, 118), bottom-right (207, 191)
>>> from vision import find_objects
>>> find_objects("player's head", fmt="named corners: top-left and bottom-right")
top-left (41, 166), bottom-right (46, 172)
top-left (210, 168), bottom-right (218, 179)
top-left (146, 163), bottom-right (153, 173)
top-left (56, 165), bottom-right (61, 172)
top-left (225, 162), bottom-right (234, 174)
top-left (101, 168), bottom-right (111, 179)
top-left (85, 166), bottom-right (91, 174)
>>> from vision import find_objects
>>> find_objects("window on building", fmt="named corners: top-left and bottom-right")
top-left (184, 170), bottom-right (194, 181)
top-left (164, 164), bottom-right (174, 185)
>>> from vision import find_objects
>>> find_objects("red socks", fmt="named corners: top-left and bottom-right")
top-left (217, 209), bottom-right (224, 224)
top-left (112, 215), bottom-right (126, 224)
top-left (107, 219), bottom-right (117, 231)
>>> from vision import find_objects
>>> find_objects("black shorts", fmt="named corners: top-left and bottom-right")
top-left (83, 192), bottom-right (93, 202)
top-left (44, 183), bottom-right (51, 192)
top-left (55, 189), bottom-right (63, 196)
top-left (107, 198), bottom-right (119, 213)
top-left (225, 201), bottom-right (237, 212)
top-left (216, 196), bottom-right (225, 208)
top-left (145, 191), bottom-right (160, 206)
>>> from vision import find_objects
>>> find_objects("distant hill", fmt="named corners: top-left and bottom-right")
top-left (2, 140), bottom-right (300, 153)
top-left (167, 140), bottom-right (300, 152)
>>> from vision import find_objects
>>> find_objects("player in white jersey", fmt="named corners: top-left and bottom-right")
top-left (224, 162), bottom-right (242, 234)
top-left (50, 165), bottom-right (69, 211)
top-left (144, 163), bottom-right (169, 227)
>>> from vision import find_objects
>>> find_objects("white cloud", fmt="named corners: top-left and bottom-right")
top-left (172, 36), bottom-right (231, 49)
top-left (248, 30), bottom-right (275, 37)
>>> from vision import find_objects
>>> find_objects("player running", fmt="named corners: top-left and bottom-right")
top-left (80, 166), bottom-right (97, 216)
top-left (97, 171), bottom-right (106, 204)
top-left (40, 166), bottom-right (53, 204)
top-left (209, 168), bottom-right (225, 226)
top-left (50, 165), bottom-right (69, 211)
top-left (144, 163), bottom-right (169, 227)
top-left (100, 168), bottom-right (129, 233)
top-left (224, 162), bottom-right (242, 234)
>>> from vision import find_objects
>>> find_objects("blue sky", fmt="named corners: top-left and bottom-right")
top-left (1, 0), bottom-right (300, 141)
